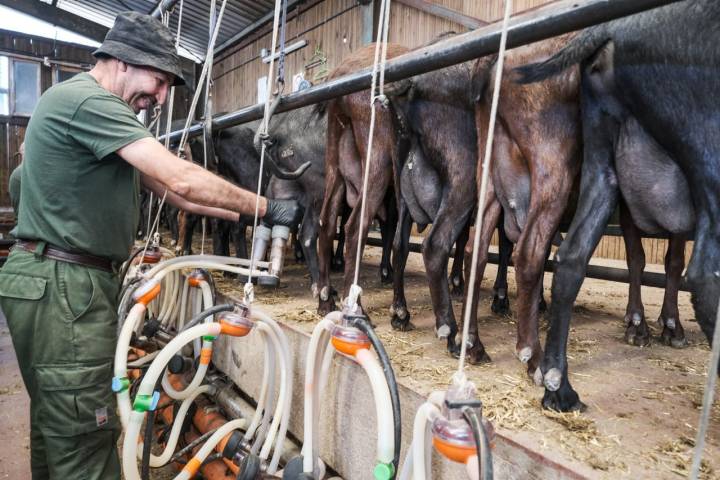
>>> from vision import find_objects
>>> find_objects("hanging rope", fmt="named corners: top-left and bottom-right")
top-left (457, 0), bottom-right (513, 377)
top-left (137, 6), bottom-right (180, 268)
top-left (244, 0), bottom-right (287, 305)
top-left (200, 0), bottom-right (218, 255)
top-left (346, 0), bottom-right (392, 312)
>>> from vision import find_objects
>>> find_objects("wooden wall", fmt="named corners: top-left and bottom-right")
top-left (213, 0), bottom-right (364, 113)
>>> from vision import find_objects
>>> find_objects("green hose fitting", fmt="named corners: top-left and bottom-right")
top-left (133, 391), bottom-right (160, 412)
top-left (202, 335), bottom-right (217, 342)
top-left (373, 462), bottom-right (394, 480)
top-left (111, 376), bottom-right (130, 393)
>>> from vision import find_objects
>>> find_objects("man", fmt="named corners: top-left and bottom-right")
top-left (0, 12), bottom-right (300, 480)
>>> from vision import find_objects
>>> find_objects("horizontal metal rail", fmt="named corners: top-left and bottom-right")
top-left (160, 0), bottom-right (682, 144)
top-left (364, 235), bottom-right (690, 292)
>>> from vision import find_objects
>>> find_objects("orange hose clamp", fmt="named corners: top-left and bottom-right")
top-left (219, 311), bottom-right (254, 337)
top-left (182, 457), bottom-right (202, 477)
top-left (331, 324), bottom-right (371, 356)
top-left (132, 279), bottom-right (161, 306)
top-left (187, 269), bottom-right (208, 288)
top-left (199, 348), bottom-right (213, 365)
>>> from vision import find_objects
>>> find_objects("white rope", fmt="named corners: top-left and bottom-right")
top-left (200, 0), bottom-right (217, 256)
top-left (176, 0), bottom-right (229, 155)
top-left (244, 0), bottom-right (286, 304)
top-left (347, 0), bottom-right (392, 312)
top-left (457, 0), bottom-right (513, 375)
top-left (690, 298), bottom-right (720, 478)
top-left (137, 2), bottom-right (185, 269)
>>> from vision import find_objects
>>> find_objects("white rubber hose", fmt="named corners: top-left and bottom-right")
top-left (302, 317), bottom-right (337, 474)
top-left (115, 303), bottom-right (147, 429)
top-left (356, 348), bottom-right (395, 466)
top-left (175, 418), bottom-right (247, 480)
top-left (137, 385), bottom-right (211, 467)
top-left (122, 323), bottom-right (222, 480)
top-left (253, 307), bottom-right (294, 474)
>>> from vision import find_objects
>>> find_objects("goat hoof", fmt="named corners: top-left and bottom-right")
top-left (391, 315), bottom-right (415, 332)
top-left (436, 324), bottom-right (451, 340)
top-left (517, 347), bottom-right (533, 364)
top-left (544, 368), bottom-right (562, 392)
top-left (449, 276), bottom-right (464, 298)
top-left (661, 322), bottom-right (688, 349)
top-left (311, 283), bottom-right (319, 299)
top-left (533, 367), bottom-right (543, 386)
top-left (491, 293), bottom-right (510, 316)
top-left (466, 342), bottom-right (491, 365)
top-left (624, 322), bottom-right (650, 347)
top-left (542, 384), bottom-right (586, 412)
top-left (380, 267), bottom-right (393, 285)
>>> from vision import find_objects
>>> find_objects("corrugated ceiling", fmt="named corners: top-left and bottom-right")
top-left (55, 0), bottom-right (278, 62)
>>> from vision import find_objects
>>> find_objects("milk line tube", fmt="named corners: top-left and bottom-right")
top-left (302, 309), bottom-right (396, 479)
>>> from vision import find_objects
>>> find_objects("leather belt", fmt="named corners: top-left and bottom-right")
top-left (14, 239), bottom-right (114, 273)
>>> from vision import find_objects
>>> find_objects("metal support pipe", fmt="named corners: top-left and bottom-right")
top-left (161, 0), bottom-right (682, 144)
top-left (363, 236), bottom-right (690, 292)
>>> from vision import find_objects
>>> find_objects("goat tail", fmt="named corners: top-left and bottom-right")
top-left (514, 27), bottom-right (608, 84)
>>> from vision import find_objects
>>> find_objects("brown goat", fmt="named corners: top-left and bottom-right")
top-left (463, 36), bottom-right (688, 378)
top-left (317, 43), bottom-right (409, 314)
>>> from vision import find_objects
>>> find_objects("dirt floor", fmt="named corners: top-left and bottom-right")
top-left (191, 232), bottom-right (720, 480)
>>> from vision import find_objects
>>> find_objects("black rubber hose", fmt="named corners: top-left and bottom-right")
top-left (462, 406), bottom-right (493, 480)
top-left (119, 247), bottom-right (146, 287)
top-left (349, 315), bottom-right (401, 478)
top-left (179, 303), bottom-right (235, 333)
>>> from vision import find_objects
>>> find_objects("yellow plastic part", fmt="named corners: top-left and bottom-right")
top-left (136, 283), bottom-right (161, 306)
top-left (199, 348), bottom-right (213, 365)
top-left (183, 457), bottom-right (202, 477)
top-left (331, 335), bottom-right (370, 357)
top-left (432, 435), bottom-right (477, 464)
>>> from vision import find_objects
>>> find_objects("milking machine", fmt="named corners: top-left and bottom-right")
top-left (115, 249), bottom-right (296, 478)
top-left (286, 301), bottom-right (401, 480)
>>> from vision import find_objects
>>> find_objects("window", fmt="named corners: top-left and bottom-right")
top-left (0, 57), bottom-right (8, 116)
top-left (0, 56), bottom-right (41, 117)
top-left (12, 60), bottom-right (40, 115)
top-left (54, 65), bottom-right (82, 84)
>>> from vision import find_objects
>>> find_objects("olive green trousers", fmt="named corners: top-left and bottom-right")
top-left (0, 248), bottom-right (121, 479)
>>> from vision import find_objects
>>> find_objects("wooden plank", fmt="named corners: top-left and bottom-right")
top-left (395, 0), bottom-right (488, 29)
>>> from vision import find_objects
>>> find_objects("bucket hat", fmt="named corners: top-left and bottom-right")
top-left (93, 11), bottom-right (186, 86)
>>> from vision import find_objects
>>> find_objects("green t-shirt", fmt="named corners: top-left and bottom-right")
top-left (9, 163), bottom-right (21, 218)
top-left (16, 73), bottom-right (152, 262)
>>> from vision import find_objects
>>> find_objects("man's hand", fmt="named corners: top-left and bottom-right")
top-left (263, 199), bottom-right (302, 227)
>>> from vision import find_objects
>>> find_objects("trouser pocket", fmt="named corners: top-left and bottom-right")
top-left (35, 361), bottom-right (118, 437)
